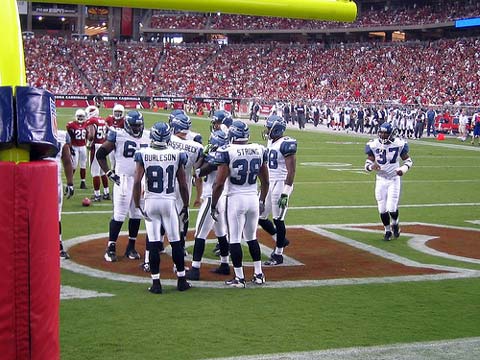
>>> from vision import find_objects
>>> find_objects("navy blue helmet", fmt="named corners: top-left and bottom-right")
top-left (209, 130), bottom-right (228, 151)
top-left (228, 120), bottom-right (250, 142)
top-left (378, 122), bottom-right (395, 144)
top-left (264, 115), bottom-right (286, 140)
top-left (170, 113), bottom-right (191, 134)
top-left (124, 110), bottom-right (144, 138)
top-left (168, 109), bottom-right (186, 124)
top-left (211, 110), bottom-right (232, 130)
top-left (150, 122), bottom-right (171, 147)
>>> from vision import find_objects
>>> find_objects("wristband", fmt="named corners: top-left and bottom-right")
top-left (398, 165), bottom-right (409, 174)
top-left (282, 184), bottom-right (293, 196)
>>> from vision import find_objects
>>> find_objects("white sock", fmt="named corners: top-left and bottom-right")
top-left (234, 267), bottom-right (244, 280)
top-left (253, 261), bottom-right (262, 275)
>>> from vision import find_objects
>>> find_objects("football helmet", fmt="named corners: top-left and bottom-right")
top-left (75, 109), bottom-right (86, 123)
top-left (378, 122), bottom-right (395, 144)
top-left (150, 122), bottom-right (171, 147)
top-left (210, 110), bottom-right (232, 131)
top-left (168, 109), bottom-right (186, 124)
top-left (228, 120), bottom-right (249, 142)
top-left (113, 104), bottom-right (125, 120)
top-left (170, 113), bottom-right (191, 134)
top-left (124, 110), bottom-right (144, 138)
top-left (263, 115), bottom-right (286, 140)
top-left (85, 105), bottom-right (99, 119)
top-left (209, 130), bottom-right (228, 151)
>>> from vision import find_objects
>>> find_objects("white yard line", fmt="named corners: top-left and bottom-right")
top-left (62, 202), bottom-right (480, 215)
top-left (201, 337), bottom-right (480, 360)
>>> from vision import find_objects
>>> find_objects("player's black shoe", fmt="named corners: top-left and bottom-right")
top-left (148, 283), bottom-right (162, 294)
top-left (392, 224), bottom-right (400, 238)
top-left (383, 231), bottom-right (393, 241)
top-left (185, 267), bottom-right (200, 281)
top-left (225, 277), bottom-right (246, 288)
top-left (177, 276), bottom-right (192, 291)
top-left (264, 253), bottom-right (283, 266)
top-left (80, 182), bottom-right (87, 189)
top-left (60, 250), bottom-right (70, 260)
top-left (102, 193), bottom-right (111, 200)
top-left (104, 243), bottom-right (117, 262)
top-left (125, 249), bottom-right (141, 260)
top-left (210, 263), bottom-right (230, 275)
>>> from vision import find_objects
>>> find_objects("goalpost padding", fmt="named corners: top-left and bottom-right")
top-left (0, 161), bottom-right (60, 360)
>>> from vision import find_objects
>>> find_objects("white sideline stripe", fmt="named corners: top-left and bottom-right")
top-left (61, 224), bottom-right (480, 288)
top-left (295, 179), bottom-right (480, 184)
top-left (202, 337), bottom-right (480, 360)
top-left (60, 285), bottom-right (113, 300)
top-left (62, 202), bottom-right (480, 215)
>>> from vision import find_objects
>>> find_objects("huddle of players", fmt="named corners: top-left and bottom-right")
top-left (66, 105), bottom-right (298, 293)
top-left (136, 111), bottom-right (298, 293)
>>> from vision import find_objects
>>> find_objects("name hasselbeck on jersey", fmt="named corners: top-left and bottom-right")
top-left (364, 122), bottom-right (414, 242)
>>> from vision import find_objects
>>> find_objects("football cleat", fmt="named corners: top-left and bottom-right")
top-left (264, 253), bottom-right (283, 266)
top-left (225, 277), bottom-right (246, 288)
top-left (104, 243), bottom-right (117, 262)
top-left (80, 182), bottom-right (87, 189)
top-left (140, 262), bottom-right (150, 273)
top-left (212, 243), bottom-right (221, 256)
top-left (185, 267), bottom-right (200, 281)
top-left (210, 263), bottom-right (230, 275)
top-left (125, 249), bottom-right (141, 260)
top-left (59, 250), bottom-right (70, 260)
top-left (177, 276), bottom-right (192, 291)
top-left (91, 195), bottom-right (102, 202)
top-left (102, 193), bottom-right (111, 200)
top-left (251, 273), bottom-right (266, 285)
top-left (148, 283), bottom-right (162, 294)
top-left (383, 231), bottom-right (393, 241)
top-left (392, 224), bottom-right (400, 238)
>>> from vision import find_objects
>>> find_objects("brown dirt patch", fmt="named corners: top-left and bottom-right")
top-left (360, 225), bottom-right (480, 260)
top-left (69, 227), bottom-right (446, 281)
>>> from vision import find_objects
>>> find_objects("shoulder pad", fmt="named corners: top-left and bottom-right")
top-left (280, 139), bottom-right (297, 156)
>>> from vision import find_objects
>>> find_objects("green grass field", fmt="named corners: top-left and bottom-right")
top-left (57, 108), bottom-right (480, 359)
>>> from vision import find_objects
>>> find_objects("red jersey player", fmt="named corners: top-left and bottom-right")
top-left (85, 105), bottom-right (110, 201)
top-left (66, 109), bottom-right (88, 189)
top-left (105, 104), bottom-right (125, 169)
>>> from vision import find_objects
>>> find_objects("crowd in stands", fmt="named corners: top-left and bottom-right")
top-left (149, 0), bottom-right (480, 30)
top-left (24, 35), bottom-right (480, 107)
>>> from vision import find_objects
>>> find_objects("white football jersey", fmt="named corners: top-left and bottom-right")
top-left (266, 136), bottom-right (297, 181)
top-left (169, 134), bottom-right (203, 195)
top-left (107, 128), bottom-right (150, 177)
top-left (134, 146), bottom-right (187, 200)
top-left (215, 142), bottom-right (267, 196)
top-left (46, 130), bottom-right (70, 182)
top-left (365, 137), bottom-right (409, 179)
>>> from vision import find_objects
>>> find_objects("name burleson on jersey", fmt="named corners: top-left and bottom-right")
top-left (144, 153), bottom-right (177, 162)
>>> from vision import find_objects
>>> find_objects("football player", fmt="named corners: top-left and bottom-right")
top-left (105, 104), bottom-right (126, 169)
top-left (66, 109), bottom-right (88, 189)
top-left (133, 122), bottom-right (191, 293)
top-left (210, 110), bottom-right (233, 133)
top-left (365, 122), bottom-right (414, 241)
top-left (169, 109), bottom-right (202, 144)
top-left (169, 112), bottom-right (204, 253)
top-left (186, 130), bottom-right (230, 281)
top-left (96, 110), bottom-right (150, 262)
top-left (211, 120), bottom-right (269, 288)
top-left (259, 115), bottom-right (297, 266)
top-left (85, 105), bottom-right (110, 201)
top-left (46, 130), bottom-right (74, 259)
